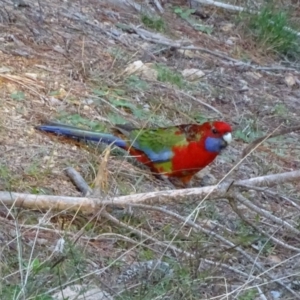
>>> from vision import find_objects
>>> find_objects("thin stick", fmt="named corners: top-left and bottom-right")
top-left (65, 167), bottom-right (92, 196)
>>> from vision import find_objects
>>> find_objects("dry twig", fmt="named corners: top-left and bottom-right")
top-left (242, 125), bottom-right (300, 158)
top-left (65, 167), bottom-right (93, 196)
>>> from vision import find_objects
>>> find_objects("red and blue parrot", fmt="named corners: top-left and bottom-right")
top-left (36, 121), bottom-right (232, 185)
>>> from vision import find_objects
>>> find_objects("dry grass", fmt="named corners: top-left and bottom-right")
top-left (0, 0), bottom-right (300, 299)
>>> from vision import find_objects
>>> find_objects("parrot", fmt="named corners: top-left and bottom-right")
top-left (36, 121), bottom-right (232, 185)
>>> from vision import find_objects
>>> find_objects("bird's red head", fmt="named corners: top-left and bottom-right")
top-left (200, 121), bottom-right (232, 153)
top-left (199, 121), bottom-right (232, 136)
top-left (211, 121), bottom-right (232, 135)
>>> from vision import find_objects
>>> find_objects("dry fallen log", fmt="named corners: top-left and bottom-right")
top-left (0, 170), bottom-right (298, 213)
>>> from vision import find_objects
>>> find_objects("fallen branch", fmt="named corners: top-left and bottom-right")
top-left (237, 170), bottom-right (300, 187)
top-left (192, 0), bottom-right (247, 12)
top-left (118, 25), bottom-right (300, 73)
top-left (0, 170), bottom-right (299, 213)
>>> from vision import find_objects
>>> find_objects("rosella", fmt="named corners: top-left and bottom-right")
top-left (37, 121), bottom-right (232, 184)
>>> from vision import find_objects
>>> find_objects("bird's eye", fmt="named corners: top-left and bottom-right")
top-left (212, 128), bottom-right (218, 134)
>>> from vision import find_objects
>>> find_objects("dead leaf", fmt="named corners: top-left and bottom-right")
top-left (52, 284), bottom-right (113, 300)
top-left (25, 73), bottom-right (38, 80)
top-left (0, 67), bottom-right (11, 73)
top-left (284, 74), bottom-right (297, 87)
top-left (123, 60), bottom-right (157, 80)
top-left (56, 88), bottom-right (67, 100)
top-left (6, 82), bottom-right (18, 93)
top-left (245, 71), bottom-right (262, 80)
top-left (181, 68), bottom-right (205, 81)
top-left (177, 49), bottom-right (197, 58)
top-left (221, 23), bottom-right (235, 32)
top-left (267, 255), bottom-right (282, 264)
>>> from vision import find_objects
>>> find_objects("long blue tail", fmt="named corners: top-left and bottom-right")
top-left (36, 122), bottom-right (127, 148)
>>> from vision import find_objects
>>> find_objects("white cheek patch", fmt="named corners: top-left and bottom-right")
top-left (223, 132), bottom-right (232, 144)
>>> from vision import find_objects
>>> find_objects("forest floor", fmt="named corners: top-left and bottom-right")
top-left (0, 0), bottom-right (300, 299)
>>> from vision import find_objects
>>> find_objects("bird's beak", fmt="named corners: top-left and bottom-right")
top-left (222, 132), bottom-right (232, 145)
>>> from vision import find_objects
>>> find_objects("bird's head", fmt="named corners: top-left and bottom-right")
top-left (203, 121), bottom-right (232, 153)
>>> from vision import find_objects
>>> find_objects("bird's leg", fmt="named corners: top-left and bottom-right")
top-left (156, 175), bottom-right (178, 189)
top-left (167, 175), bottom-right (193, 189)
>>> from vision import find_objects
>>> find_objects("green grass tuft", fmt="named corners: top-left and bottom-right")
top-left (141, 14), bottom-right (165, 32)
top-left (244, 5), bottom-right (300, 58)
top-left (155, 64), bottom-right (184, 88)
